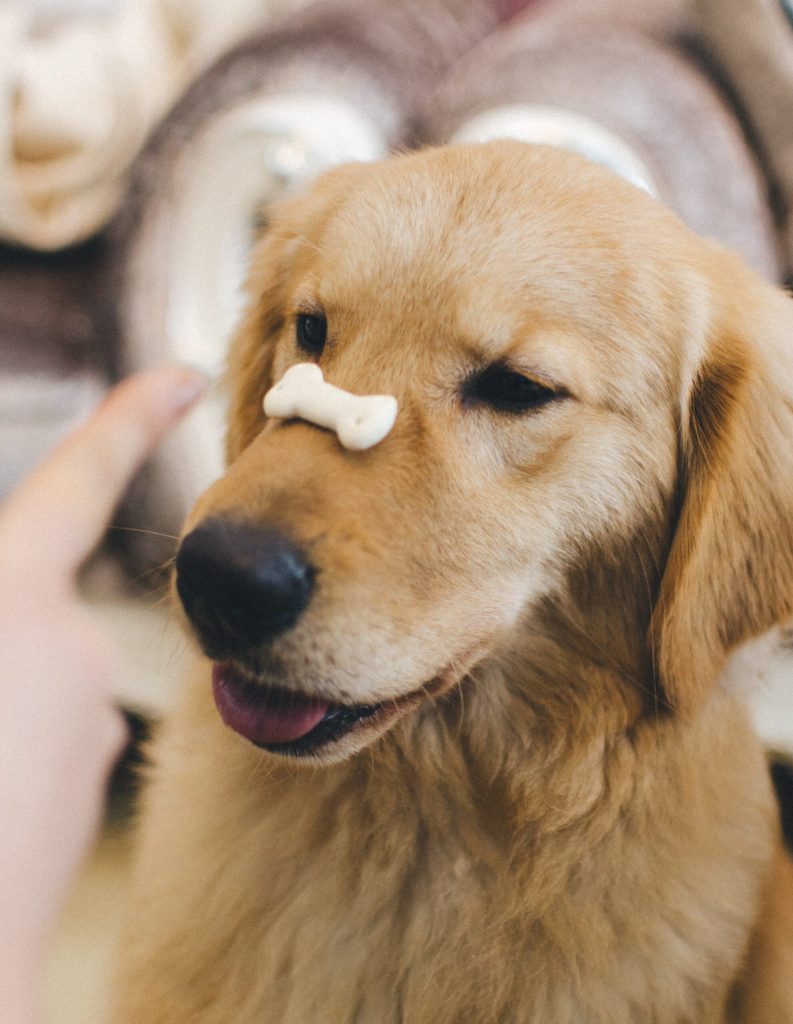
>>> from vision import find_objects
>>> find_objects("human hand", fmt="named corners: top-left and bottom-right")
top-left (0, 366), bottom-right (207, 1021)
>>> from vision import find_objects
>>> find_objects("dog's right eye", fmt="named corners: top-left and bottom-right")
top-left (463, 363), bottom-right (564, 415)
top-left (296, 313), bottom-right (327, 357)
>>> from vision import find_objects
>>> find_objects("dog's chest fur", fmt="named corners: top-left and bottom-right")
top-left (116, 680), bottom-right (774, 1024)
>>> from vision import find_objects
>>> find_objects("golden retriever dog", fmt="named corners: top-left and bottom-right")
top-left (115, 141), bottom-right (793, 1023)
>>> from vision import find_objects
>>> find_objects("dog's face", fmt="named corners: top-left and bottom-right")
top-left (174, 142), bottom-right (793, 763)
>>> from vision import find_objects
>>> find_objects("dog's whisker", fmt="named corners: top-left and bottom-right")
top-left (108, 525), bottom-right (182, 541)
top-left (129, 556), bottom-right (177, 592)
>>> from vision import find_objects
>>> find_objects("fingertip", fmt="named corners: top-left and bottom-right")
top-left (0, 365), bottom-right (213, 581)
top-left (114, 364), bottom-right (212, 421)
top-left (159, 365), bottom-right (213, 416)
top-left (92, 364), bottom-right (212, 460)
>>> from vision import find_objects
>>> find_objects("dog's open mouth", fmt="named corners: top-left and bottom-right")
top-left (211, 663), bottom-right (413, 756)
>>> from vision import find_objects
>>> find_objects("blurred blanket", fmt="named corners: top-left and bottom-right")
top-left (0, 238), bottom-right (109, 500)
top-left (0, 0), bottom-right (308, 250)
top-left (692, 0), bottom-right (793, 278)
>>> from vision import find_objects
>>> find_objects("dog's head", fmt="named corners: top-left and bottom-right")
top-left (174, 142), bottom-right (793, 763)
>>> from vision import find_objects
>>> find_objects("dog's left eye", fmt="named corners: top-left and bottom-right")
top-left (296, 313), bottom-right (327, 357)
top-left (463, 364), bottom-right (563, 414)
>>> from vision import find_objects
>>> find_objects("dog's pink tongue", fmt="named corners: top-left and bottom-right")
top-left (212, 664), bottom-right (329, 745)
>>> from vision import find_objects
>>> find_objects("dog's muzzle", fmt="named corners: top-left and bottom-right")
top-left (174, 516), bottom-right (440, 758)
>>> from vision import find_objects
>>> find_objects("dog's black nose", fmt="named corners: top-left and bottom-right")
top-left (175, 519), bottom-right (315, 658)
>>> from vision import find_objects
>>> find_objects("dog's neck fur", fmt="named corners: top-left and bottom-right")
top-left (118, 634), bottom-right (774, 1024)
top-left (282, 661), bottom-right (769, 1024)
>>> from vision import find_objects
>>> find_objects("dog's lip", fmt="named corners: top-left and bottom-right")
top-left (210, 662), bottom-right (437, 755)
top-left (212, 637), bottom-right (493, 757)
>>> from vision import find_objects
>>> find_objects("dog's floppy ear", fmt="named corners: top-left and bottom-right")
top-left (651, 266), bottom-right (793, 714)
top-left (224, 219), bottom-right (290, 464)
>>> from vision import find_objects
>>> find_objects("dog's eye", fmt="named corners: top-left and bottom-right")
top-left (463, 364), bottom-right (562, 414)
top-left (295, 313), bottom-right (327, 357)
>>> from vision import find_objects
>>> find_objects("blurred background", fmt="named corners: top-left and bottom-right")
top-left (3, 0), bottom-right (793, 1019)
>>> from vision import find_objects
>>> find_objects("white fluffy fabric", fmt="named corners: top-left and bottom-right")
top-left (0, 0), bottom-right (309, 250)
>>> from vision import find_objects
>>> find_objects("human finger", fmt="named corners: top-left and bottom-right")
top-left (0, 365), bottom-right (208, 577)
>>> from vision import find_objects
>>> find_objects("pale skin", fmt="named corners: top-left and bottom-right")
top-left (0, 366), bottom-right (207, 1024)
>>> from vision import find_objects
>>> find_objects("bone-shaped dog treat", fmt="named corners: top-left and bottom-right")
top-left (263, 363), bottom-right (398, 450)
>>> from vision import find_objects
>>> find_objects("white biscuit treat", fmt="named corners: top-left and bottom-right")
top-left (263, 363), bottom-right (398, 451)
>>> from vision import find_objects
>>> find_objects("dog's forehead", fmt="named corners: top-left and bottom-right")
top-left (307, 145), bottom-right (679, 331)
top-left (316, 164), bottom-right (559, 294)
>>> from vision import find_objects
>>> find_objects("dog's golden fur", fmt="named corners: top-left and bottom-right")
top-left (115, 143), bottom-right (793, 1022)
